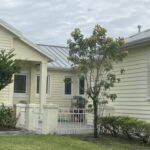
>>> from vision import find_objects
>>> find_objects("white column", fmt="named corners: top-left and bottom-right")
top-left (29, 63), bottom-right (36, 103)
top-left (8, 75), bottom-right (14, 105)
top-left (42, 104), bottom-right (58, 134)
top-left (40, 62), bottom-right (47, 108)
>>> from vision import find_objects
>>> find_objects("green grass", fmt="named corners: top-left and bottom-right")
top-left (0, 135), bottom-right (149, 150)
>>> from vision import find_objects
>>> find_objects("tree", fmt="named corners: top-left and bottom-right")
top-left (67, 25), bottom-right (128, 138)
top-left (0, 49), bottom-right (20, 90)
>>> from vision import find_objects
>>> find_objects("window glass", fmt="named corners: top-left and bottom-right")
top-left (36, 75), bottom-right (50, 95)
top-left (36, 75), bottom-right (40, 94)
top-left (65, 77), bottom-right (71, 95)
top-left (46, 75), bottom-right (50, 94)
top-left (14, 74), bottom-right (27, 93)
top-left (79, 78), bottom-right (85, 95)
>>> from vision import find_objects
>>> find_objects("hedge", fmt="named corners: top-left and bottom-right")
top-left (98, 116), bottom-right (150, 144)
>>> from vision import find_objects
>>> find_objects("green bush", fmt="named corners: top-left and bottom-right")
top-left (98, 116), bottom-right (150, 144)
top-left (0, 104), bottom-right (18, 129)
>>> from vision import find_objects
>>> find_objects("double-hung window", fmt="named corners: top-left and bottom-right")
top-left (14, 74), bottom-right (27, 94)
top-left (36, 75), bottom-right (50, 95)
top-left (46, 75), bottom-right (50, 95)
top-left (64, 77), bottom-right (72, 95)
top-left (79, 78), bottom-right (85, 95)
top-left (36, 75), bottom-right (40, 94)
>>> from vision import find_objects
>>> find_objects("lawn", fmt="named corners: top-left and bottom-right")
top-left (0, 135), bottom-right (149, 150)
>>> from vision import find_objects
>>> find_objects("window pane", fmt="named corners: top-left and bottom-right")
top-left (14, 75), bottom-right (26, 93)
top-left (46, 75), bottom-right (50, 94)
top-left (79, 78), bottom-right (85, 95)
top-left (36, 76), bottom-right (40, 94)
top-left (65, 78), bottom-right (71, 95)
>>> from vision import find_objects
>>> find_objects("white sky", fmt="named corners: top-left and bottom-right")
top-left (0, 0), bottom-right (150, 46)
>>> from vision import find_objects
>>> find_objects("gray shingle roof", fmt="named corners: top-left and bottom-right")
top-left (37, 44), bottom-right (72, 70)
top-left (126, 29), bottom-right (150, 44)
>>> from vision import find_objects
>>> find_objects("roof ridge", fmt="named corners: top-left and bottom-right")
top-left (37, 43), bottom-right (68, 48)
top-left (128, 28), bottom-right (150, 39)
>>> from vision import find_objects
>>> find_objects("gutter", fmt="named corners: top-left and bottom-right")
top-left (48, 67), bottom-right (76, 71)
top-left (124, 37), bottom-right (150, 48)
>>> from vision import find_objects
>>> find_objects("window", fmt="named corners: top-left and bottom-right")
top-left (64, 77), bottom-right (72, 95)
top-left (14, 74), bottom-right (27, 94)
top-left (36, 75), bottom-right (50, 95)
top-left (79, 78), bottom-right (85, 95)
top-left (46, 75), bottom-right (50, 95)
top-left (36, 75), bottom-right (40, 94)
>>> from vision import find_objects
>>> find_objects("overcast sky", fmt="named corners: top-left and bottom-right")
top-left (0, 0), bottom-right (150, 46)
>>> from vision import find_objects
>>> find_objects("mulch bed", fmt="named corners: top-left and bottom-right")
top-left (0, 127), bottom-right (20, 131)
top-left (73, 134), bottom-right (150, 147)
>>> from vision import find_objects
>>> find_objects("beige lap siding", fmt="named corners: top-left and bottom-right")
top-left (0, 86), bottom-right (10, 104)
top-left (0, 26), bottom-right (12, 49)
top-left (46, 70), bottom-right (78, 107)
top-left (111, 46), bottom-right (150, 122)
top-left (0, 26), bottom-right (13, 104)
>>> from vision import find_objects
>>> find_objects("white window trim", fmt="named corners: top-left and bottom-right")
top-left (14, 73), bottom-right (28, 97)
top-left (35, 74), bottom-right (40, 97)
top-left (46, 75), bottom-right (51, 97)
top-left (64, 76), bottom-right (72, 96)
top-left (36, 74), bottom-right (51, 97)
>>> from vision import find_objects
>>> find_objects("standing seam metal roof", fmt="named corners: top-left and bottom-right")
top-left (126, 29), bottom-right (150, 44)
top-left (37, 44), bottom-right (72, 69)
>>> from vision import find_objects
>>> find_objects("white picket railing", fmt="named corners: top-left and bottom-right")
top-left (57, 108), bottom-right (94, 135)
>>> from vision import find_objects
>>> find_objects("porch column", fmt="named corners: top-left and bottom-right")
top-left (29, 64), bottom-right (36, 103)
top-left (40, 62), bottom-right (47, 107)
top-left (8, 75), bottom-right (14, 105)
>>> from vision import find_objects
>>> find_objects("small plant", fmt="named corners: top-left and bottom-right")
top-left (0, 104), bottom-right (18, 129)
top-left (72, 96), bottom-right (88, 108)
top-left (87, 104), bottom-right (93, 113)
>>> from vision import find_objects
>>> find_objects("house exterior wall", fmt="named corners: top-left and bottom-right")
top-left (31, 69), bottom-right (80, 107)
top-left (13, 38), bottom-right (49, 62)
top-left (46, 70), bottom-right (78, 107)
top-left (111, 45), bottom-right (150, 122)
top-left (13, 67), bottom-right (82, 108)
top-left (0, 25), bottom-right (50, 106)
top-left (0, 26), bottom-right (13, 105)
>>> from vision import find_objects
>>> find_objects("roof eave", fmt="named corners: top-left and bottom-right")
top-left (0, 19), bottom-right (54, 62)
top-left (48, 67), bottom-right (75, 71)
top-left (124, 37), bottom-right (150, 48)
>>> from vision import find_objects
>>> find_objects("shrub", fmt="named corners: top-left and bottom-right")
top-left (98, 116), bottom-right (150, 144)
top-left (72, 96), bottom-right (88, 108)
top-left (0, 104), bottom-right (18, 129)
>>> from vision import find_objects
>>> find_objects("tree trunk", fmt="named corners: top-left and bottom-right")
top-left (93, 100), bottom-right (98, 138)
